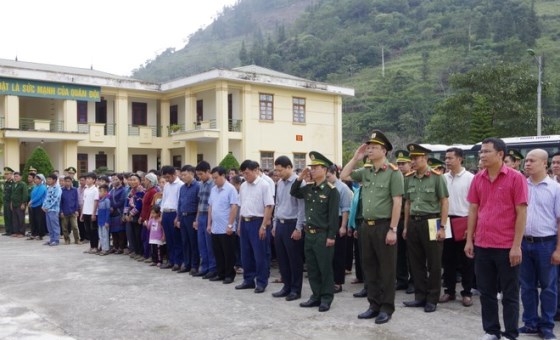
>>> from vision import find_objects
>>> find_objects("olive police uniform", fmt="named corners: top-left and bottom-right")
top-left (350, 131), bottom-right (404, 316)
top-left (2, 167), bottom-right (15, 236)
top-left (394, 150), bottom-right (413, 291)
top-left (65, 167), bottom-right (79, 188)
top-left (11, 176), bottom-right (29, 235)
top-left (428, 158), bottom-right (446, 172)
top-left (404, 144), bottom-right (449, 308)
top-left (291, 152), bottom-right (340, 308)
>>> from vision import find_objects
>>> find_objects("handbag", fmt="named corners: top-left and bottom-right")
top-left (451, 216), bottom-right (468, 241)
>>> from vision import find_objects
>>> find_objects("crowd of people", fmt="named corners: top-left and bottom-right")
top-left (2, 131), bottom-right (560, 340)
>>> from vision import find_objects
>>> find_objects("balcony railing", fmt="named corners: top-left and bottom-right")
top-left (18, 117), bottom-right (82, 133)
top-left (128, 125), bottom-right (158, 137)
top-left (78, 123), bottom-right (116, 136)
top-left (228, 119), bottom-right (242, 132)
top-left (192, 119), bottom-right (217, 130)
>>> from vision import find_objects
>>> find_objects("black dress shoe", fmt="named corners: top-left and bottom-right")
top-left (424, 303), bottom-right (437, 313)
top-left (375, 312), bottom-right (391, 324)
top-left (272, 290), bottom-right (289, 298)
top-left (190, 269), bottom-right (198, 276)
top-left (300, 299), bottom-right (321, 308)
top-left (318, 303), bottom-right (330, 312)
top-left (171, 265), bottom-right (180, 271)
top-left (353, 288), bottom-right (368, 298)
top-left (192, 271), bottom-right (207, 277)
top-left (285, 292), bottom-right (301, 301)
top-left (177, 267), bottom-right (189, 273)
top-left (202, 271), bottom-right (217, 279)
top-left (223, 277), bottom-right (234, 284)
top-left (358, 308), bottom-right (379, 319)
top-left (333, 285), bottom-right (342, 294)
top-left (403, 300), bottom-right (426, 307)
top-left (254, 286), bottom-right (265, 293)
top-left (209, 276), bottom-right (224, 282)
top-left (395, 283), bottom-right (408, 290)
top-left (160, 263), bottom-right (173, 269)
top-left (235, 282), bottom-right (256, 290)
top-left (406, 285), bottom-right (415, 294)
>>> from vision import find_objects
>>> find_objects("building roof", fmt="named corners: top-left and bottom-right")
top-left (0, 59), bottom-right (354, 97)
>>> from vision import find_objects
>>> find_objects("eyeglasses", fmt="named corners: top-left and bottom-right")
top-left (478, 150), bottom-right (495, 155)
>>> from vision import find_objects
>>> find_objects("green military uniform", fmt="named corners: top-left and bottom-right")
top-left (11, 177), bottom-right (28, 235)
top-left (404, 144), bottom-right (449, 308)
top-left (2, 167), bottom-right (15, 235)
top-left (394, 149), bottom-right (413, 290)
top-left (428, 158), bottom-right (446, 172)
top-left (65, 167), bottom-right (79, 188)
top-left (350, 131), bottom-right (404, 317)
top-left (291, 151), bottom-right (340, 308)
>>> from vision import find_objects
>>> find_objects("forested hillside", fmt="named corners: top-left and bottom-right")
top-left (132, 0), bottom-right (560, 156)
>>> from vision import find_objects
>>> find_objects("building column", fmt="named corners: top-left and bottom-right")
top-left (62, 100), bottom-right (78, 132)
top-left (62, 141), bottom-right (78, 169)
top-left (184, 90), bottom-right (196, 131)
top-left (114, 92), bottom-right (129, 172)
top-left (3, 139), bottom-right (20, 171)
top-left (4, 95), bottom-right (19, 129)
top-left (333, 96), bottom-right (343, 165)
top-left (215, 82), bottom-right (229, 164)
top-left (184, 142), bottom-right (198, 166)
top-left (240, 85), bottom-right (252, 161)
top-left (159, 100), bottom-right (171, 167)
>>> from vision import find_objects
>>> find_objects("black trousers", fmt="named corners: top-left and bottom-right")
top-left (396, 218), bottom-right (412, 287)
top-left (30, 206), bottom-right (46, 237)
top-left (333, 217), bottom-right (348, 285)
top-left (78, 216), bottom-right (87, 241)
top-left (354, 236), bottom-right (364, 282)
top-left (212, 233), bottom-right (236, 280)
top-left (12, 205), bottom-right (25, 234)
top-left (274, 220), bottom-right (304, 294)
top-left (83, 214), bottom-right (98, 249)
top-left (442, 237), bottom-right (474, 297)
top-left (132, 221), bottom-right (143, 256)
top-left (151, 244), bottom-right (167, 264)
top-left (112, 231), bottom-right (127, 250)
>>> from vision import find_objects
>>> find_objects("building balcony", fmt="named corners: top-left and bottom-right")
top-left (1, 117), bottom-right (87, 142)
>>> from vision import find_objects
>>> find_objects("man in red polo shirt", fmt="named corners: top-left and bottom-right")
top-left (465, 137), bottom-right (528, 340)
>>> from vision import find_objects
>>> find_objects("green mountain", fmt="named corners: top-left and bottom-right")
top-left (132, 0), bottom-right (560, 154)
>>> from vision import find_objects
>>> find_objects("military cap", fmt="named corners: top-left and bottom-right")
top-left (407, 143), bottom-right (431, 157)
top-left (395, 150), bottom-right (411, 163)
top-left (366, 130), bottom-right (393, 151)
top-left (66, 167), bottom-right (77, 174)
top-left (507, 149), bottom-right (524, 161)
top-left (28, 166), bottom-right (37, 173)
top-left (428, 158), bottom-right (446, 170)
top-left (3, 167), bottom-right (14, 174)
top-left (308, 151), bottom-right (334, 168)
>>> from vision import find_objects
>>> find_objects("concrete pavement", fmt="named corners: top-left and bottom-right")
top-left (0, 236), bottom-right (543, 340)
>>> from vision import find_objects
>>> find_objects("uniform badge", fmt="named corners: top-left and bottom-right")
top-left (319, 195), bottom-right (327, 199)
top-left (310, 154), bottom-right (315, 160)
top-left (371, 132), bottom-right (376, 139)
top-left (408, 145), bottom-right (414, 151)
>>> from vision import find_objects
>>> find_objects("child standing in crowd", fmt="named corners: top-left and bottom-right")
top-left (148, 205), bottom-right (166, 267)
top-left (97, 184), bottom-right (111, 256)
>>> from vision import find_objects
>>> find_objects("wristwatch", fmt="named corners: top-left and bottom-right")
top-left (227, 224), bottom-right (233, 229)
top-left (390, 226), bottom-right (397, 233)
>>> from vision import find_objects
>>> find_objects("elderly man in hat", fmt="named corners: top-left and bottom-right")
top-left (403, 144), bottom-right (449, 313)
top-left (341, 130), bottom-right (404, 323)
top-left (291, 151), bottom-right (340, 312)
top-left (2, 167), bottom-right (15, 236)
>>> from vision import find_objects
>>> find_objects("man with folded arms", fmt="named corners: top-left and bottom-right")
top-left (517, 149), bottom-right (560, 340)
top-left (465, 138), bottom-right (528, 340)
top-left (440, 147), bottom-right (475, 307)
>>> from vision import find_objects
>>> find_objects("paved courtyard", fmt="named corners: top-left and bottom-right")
top-left (0, 236), bottom-right (548, 340)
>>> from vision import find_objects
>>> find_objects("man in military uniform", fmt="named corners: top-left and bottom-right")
top-left (428, 158), bottom-right (446, 173)
top-left (394, 150), bottom-right (414, 294)
top-left (2, 167), bottom-right (15, 236)
top-left (65, 167), bottom-right (79, 188)
top-left (291, 151), bottom-right (340, 312)
top-left (341, 130), bottom-right (404, 324)
top-left (403, 144), bottom-right (449, 313)
top-left (10, 172), bottom-right (28, 237)
top-left (504, 149), bottom-right (524, 172)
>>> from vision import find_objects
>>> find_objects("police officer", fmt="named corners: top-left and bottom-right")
top-left (291, 151), bottom-right (340, 312)
top-left (65, 167), bottom-right (79, 188)
top-left (2, 167), bottom-right (15, 236)
top-left (428, 158), bottom-right (446, 173)
top-left (504, 149), bottom-right (524, 171)
top-left (341, 130), bottom-right (404, 324)
top-left (403, 144), bottom-right (449, 313)
top-left (394, 150), bottom-right (414, 294)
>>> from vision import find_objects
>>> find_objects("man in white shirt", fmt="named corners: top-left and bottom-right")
top-left (81, 172), bottom-right (99, 254)
top-left (160, 165), bottom-right (184, 270)
top-left (440, 147), bottom-right (475, 307)
top-left (235, 160), bottom-right (274, 293)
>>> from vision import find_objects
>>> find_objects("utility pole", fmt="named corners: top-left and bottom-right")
top-left (381, 45), bottom-right (385, 78)
top-left (527, 49), bottom-right (543, 136)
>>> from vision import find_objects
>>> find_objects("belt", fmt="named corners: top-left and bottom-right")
top-left (363, 218), bottom-right (389, 226)
top-left (410, 214), bottom-right (439, 221)
top-left (277, 218), bottom-right (297, 224)
top-left (182, 212), bottom-right (197, 216)
top-left (305, 226), bottom-right (325, 234)
top-left (162, 209), bottom-right (177, 213)
top-left (523, 235), bottom-right (556, 243)
top-left (242, 216), bottom-right (262, 222)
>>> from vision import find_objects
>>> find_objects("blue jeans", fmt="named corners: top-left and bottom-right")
top-left (45, 211), bottom-right (60, 244)
top-left (520, 238), bottom-right (558, 332)
top-left (240, 218), bottom-right (270, 288)
top-left (162, 212), bottom-right (178, 265)
top-left (475, 246), bottom-right (520, 339)
top-left (180, 214), bottom-right (199, 270)
top-left (98, 225), bottom-right (110, 251)
top-left (197, 213), bottom-right (216, 273)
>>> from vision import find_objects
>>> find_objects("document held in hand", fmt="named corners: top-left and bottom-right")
top-left (428, 218), bottom-right (452, 241)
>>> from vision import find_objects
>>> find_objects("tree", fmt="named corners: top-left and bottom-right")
top-left (22, 146), bottom-right (54, 179)
top-left (239, 41), bottom-right (250, 66)
top-left (219, 153), bottom-right (240, 171)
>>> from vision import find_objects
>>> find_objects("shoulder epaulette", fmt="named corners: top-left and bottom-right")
top-left (430, 168), bottom-right (442, 175)
top-left (388, 163), bottom-right (398, 171)
top-left (405, 171), bottom-right (415, 177)
top-left (327, 182), bottom-right (336, 189)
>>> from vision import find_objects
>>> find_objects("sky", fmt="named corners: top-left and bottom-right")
top-left (0, 0), bottom-right (238, 76)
